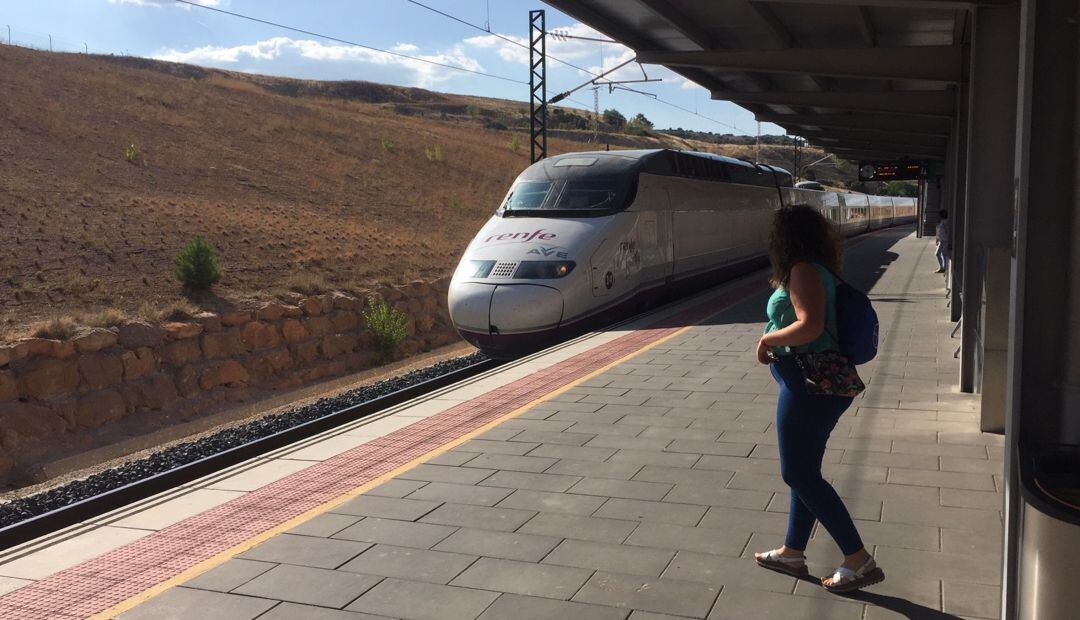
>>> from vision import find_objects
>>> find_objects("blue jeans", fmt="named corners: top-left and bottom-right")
top-left (770, 356), bottom-right (864, 555)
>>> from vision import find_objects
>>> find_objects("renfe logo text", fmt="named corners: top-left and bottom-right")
top-left (484, 230), bottom-right (556, 243)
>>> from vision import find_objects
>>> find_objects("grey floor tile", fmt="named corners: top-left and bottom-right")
top-left (528, 443), bottom-right (617, 462)
top-left (543, 539), bottom-right (675, 577)
top-left (233, 564), bottom-right (382, 607)
top-left (497, 488), bottom-right (607, 515)
top-left (397, 464), bottom-right (496, 484)
top-left (427, 451), bottom-right (482, 466)
top-left (258, 602), bottom-right (397, 620)
top-left (608, 448), bottom-right (701, 468)
top-left (519, 512), bottom-right (639, 544)
top-left (480, 470), bottom-right (582, 492)
top-left (545, 459), bottom-right (644, 480)
top-left (182, 559), bottom-right (276, 593)
top-left (462, 453), bottom-right (558, 473)
top-left (511, 429), bottom-right (597, 446)
top-left (406, 481), bottom-right (512, 507)
top-left (363, 478), bottom-right (429, 499)
top-left (420, 502), bottom-right (536, 531)
top-left (663, 484), bottom-right (772, 511)
top-left (873, 545), bottom-right (1001, 585)
top-left (433, 528), bottom-right (561, 562)
top-left (707, 586), bottom-right (863, 619)
top-left (665, 440), bottom-right (755, 458)
top-left (573, 571), bottom-right (720, 618)
top-left (626, 522), bottom-right (749, 557)
top-left (338, 544), bottom-right (477, 584)
top-left (478, 593), bottom-right (629, 620)
top-left (117, 587), bottom-right (276, 620)
top-left (632, 465), bottom-right (735, 487)
top-left (568, 477), bottom-right (674, 501)
top-left (942, 580), bottom-right (1000, 618)
top-left (664, 551), bottom-right (795, 594)
top-left (288, 513), bottom-right (362, 538)
top-left (451, 557), bottom-right (592, 600)
top-left (238, 533), bottom-right (371, 569)
top-left (346, 578), bottom-right (499, 620)
top-left (333, 517), bottom-right (456, 549)
top-left (698, 506), bottom-right (788, 535)
top-left (594, 497), bottom-right (706, 526)
top-left (458, 438), bottom-right (541, 455)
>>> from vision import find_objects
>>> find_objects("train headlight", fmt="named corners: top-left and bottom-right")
top-left (513, 261), bottom-right (576, 279)
top-left (463, 260), bottom-right (496, 278)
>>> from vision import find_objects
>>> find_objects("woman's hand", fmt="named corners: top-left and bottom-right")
top-left (756, 337), bottom-right (773, 365)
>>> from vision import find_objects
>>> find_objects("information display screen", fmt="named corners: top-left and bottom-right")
top-left (858, 161), bottom-right (924, 181)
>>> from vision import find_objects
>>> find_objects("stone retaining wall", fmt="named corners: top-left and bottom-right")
top-left (0, 278), bottom-right (459, 485)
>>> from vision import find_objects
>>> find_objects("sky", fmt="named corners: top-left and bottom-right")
top-left (1, 0), bottom-right (784, 135)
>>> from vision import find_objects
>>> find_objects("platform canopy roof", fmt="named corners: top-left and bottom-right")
top-left (542, 0), bottom-right (985, 162)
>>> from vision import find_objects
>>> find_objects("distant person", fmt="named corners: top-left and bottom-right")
top-left (935, 210), bottom-right (950, 274)
top-left (753, 205), bottom-right (885, 594)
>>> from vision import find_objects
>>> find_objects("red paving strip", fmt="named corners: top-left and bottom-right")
top-left (0, 279), bottom-right (763, 620)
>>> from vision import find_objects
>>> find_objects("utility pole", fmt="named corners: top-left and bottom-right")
top-left (48, 34), bottom-right (52, 52)
top-left (528, 9), bottom-right (547, 163)
top-left (6, 25), bottom-right (10, 46)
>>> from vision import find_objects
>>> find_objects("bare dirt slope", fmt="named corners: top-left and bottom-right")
top-left (0, 45), bottom-right (830, 336)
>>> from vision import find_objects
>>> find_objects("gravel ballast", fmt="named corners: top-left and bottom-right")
top-left (0, 352), bottom-right (487, 528)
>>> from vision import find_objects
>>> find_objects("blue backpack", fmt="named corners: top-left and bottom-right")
top-left (828, 270), bottom-right (879, 365)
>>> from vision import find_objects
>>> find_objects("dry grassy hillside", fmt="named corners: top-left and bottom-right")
top-left (0, 45), bottom-right (832, 337)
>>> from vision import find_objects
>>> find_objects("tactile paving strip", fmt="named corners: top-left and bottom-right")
top-left (0, 279), bottom-right (761, 620)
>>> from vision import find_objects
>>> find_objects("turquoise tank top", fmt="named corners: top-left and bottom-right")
top-left (764, 262), bottom-right (839, 357)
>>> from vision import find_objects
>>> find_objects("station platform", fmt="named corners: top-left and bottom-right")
top-left (0, 227), bottom-right (1004, 620)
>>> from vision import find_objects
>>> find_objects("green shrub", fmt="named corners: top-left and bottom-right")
top-left (510, 133), bottom-right (522, 153)
top-left (448, 195), bottom-right (465, 211)
top-left (467, 104), bottom-right (480, 119)
top-left (425, 144), bottom-right (443, 162)
top-left (363, 296), bottom-right (409, 357)
top-left (123, 144), bottom-right (140, 164)
top-left (381, 138), bottom-right (395, 152)
top-left (174, 235), bottom-right (222, 290)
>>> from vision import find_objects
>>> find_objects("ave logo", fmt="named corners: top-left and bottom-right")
top-left (527, 246), bottom-right (569, 259)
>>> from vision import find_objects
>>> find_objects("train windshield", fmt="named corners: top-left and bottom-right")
top-left (501, 177), bottom-right (623, 215)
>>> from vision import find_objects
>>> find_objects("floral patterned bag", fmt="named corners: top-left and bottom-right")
top-left (793, 350), bottom-right (865, 397)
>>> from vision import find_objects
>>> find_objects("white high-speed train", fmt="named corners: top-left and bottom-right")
top-left (448, 149), bottom-right (916, 358)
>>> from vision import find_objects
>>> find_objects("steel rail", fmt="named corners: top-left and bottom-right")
top-left (0, 358), bottom-right (501, 550)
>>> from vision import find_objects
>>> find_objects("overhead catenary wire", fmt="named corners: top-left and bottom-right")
top-left (402, 0), bottom-right (749, 135)
top-left (173, 0), bottom-right (749, 136)
top-left (171, 0), bottom-right (527, 85)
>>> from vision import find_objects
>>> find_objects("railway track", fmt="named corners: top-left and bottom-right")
top-left (0, 355), bottom-right (501, 550)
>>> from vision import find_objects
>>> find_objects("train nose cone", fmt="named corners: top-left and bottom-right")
top-left (490, 284), bottom-right (563, 335)
top-left (447, 282), bottom-right (495, 334)
top-left (447, 281), bottom-right (564, 357)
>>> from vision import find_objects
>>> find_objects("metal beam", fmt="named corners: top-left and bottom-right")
top-left (829, 146), bottom-right (945, 160)
top-left (541, 0), bottom-right (651, 50)
top-left (713, 89), bottom-right (955, 117)
top-left (748, 1), bottom-right (794, 47)
top-left (856, 6), bottom-right (877, 46)
top-left (746, 0), bottom-right (974, 9)
top-left (755, 112), bottom-right (951, 136)
top-left (812, 139), bottom-right (945, 157)
top-left (638, 46), bottom-right (963, 83)
top-left (637, 0), bottom-right (715, 48)
top-left (797, 127), bottom-right (947, 147)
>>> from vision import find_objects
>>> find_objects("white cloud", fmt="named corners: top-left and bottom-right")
top-left (109, 0), bottom-right (222, 7)
top-left (152, 36), bottom-right (485, 88)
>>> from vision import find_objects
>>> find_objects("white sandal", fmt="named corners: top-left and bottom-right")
top-left (822, 557), bottom-right (885, 593)
top-left (754, 549), bottom-right (808, 577)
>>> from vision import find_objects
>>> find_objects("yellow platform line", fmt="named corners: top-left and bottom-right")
top-left (91, 322), bottom-right (698, 619)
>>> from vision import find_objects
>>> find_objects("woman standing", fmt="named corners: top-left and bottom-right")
top-left (752, 205), bottom-right (885, 593)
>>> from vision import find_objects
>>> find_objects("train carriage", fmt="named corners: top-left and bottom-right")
top-left (449, 149), bottom-right (917, 358)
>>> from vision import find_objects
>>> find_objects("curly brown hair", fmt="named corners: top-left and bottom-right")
top-left (768, 204), bottom-right (843, 288)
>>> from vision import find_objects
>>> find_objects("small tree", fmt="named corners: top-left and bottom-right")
top-left (363, 296), bottom-right (409, 358)
top-left (602, 108), bottom-right (627, 128)
top-left (510, 133), bottom-right (522, 153)
top-left (174, 236), bottom-right (222, 290)
top-left (630, 113), bottom-right (653, 130)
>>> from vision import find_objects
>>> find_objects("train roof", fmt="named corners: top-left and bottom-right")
top-left (538, 149), bottom-right (792, 178)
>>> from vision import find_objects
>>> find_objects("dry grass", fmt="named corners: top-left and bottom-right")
top-left (285, 274), bottom-right (332, 296)
top-left (0, 44), bottom-right (836, 335)
top-left (32, 316), bottom-right (79, 340)
top-left (78, 308), bottom-right (127, 328)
